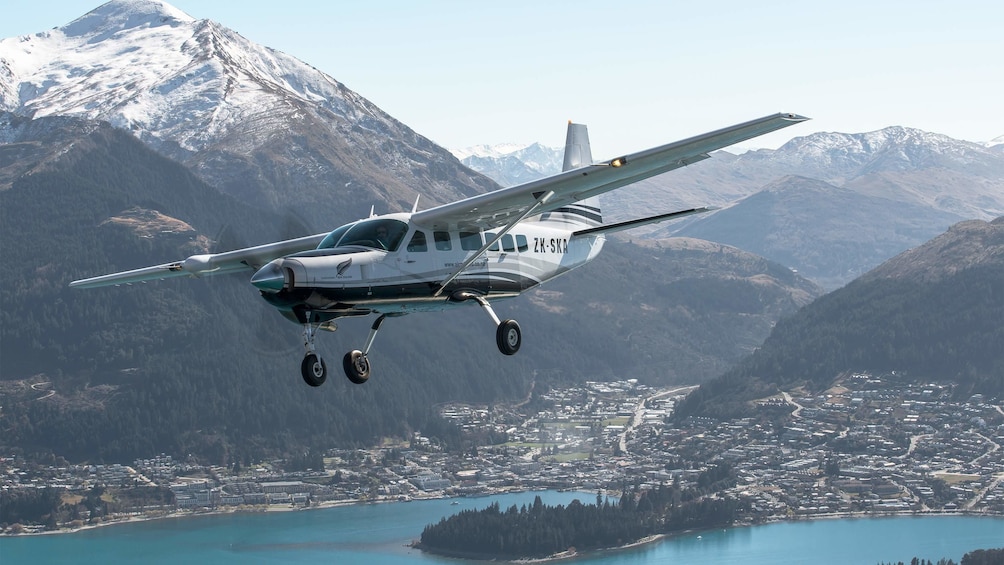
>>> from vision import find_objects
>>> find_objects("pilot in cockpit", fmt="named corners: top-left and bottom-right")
top-left (375, 225), bottom-right (389, 249)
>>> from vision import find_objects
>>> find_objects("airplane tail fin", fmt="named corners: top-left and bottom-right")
top-left (537, 121), bottom-right (603, 228)
top-left (562, 122), bottom-right (593, 172)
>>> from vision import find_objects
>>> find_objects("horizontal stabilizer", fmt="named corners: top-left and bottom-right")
top-left (572, 207), bottom-right (715, 237)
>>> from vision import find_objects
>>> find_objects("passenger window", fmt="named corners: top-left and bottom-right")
top-left (407, 231), bottom-right (428, 252)
top-left (486, 232), bottom-right (499, 252)
top-left (515, 234), bottom-right (528, 252)
top-left (459, 231), bottom-right (482, 251)
top-left (502, 235), bottom-right (515, 252)
top-left (434, 231), bottom-right (452, 251)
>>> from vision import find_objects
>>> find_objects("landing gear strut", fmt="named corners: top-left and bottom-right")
top-left (452, 291), bottom-right (522, 356)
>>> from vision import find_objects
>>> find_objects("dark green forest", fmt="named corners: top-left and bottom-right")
top-left (419, 470), bottom-right (738, 560)
top-left (878, 548), bottom-right (1004, 565)
top-left (676, 262), bottom-right (1004, 420)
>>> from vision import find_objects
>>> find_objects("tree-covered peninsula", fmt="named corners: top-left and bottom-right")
top-left (418, 465), bottom-right (737, 560)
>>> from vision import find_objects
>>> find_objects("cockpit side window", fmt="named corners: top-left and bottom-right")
top-left (407, 230), bottom-right (428, 252)
top-left (337, 219), bottom-right (409, 251)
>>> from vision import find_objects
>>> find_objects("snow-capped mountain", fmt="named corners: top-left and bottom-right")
top-left (665, 127), bottom-right (1004, 288)
top-left (451, 142), bottom-right (562, 186)
top-left (1, 0), bottom-right (496, 226)
top-left (766, 127), bottom-right (1004, 181)
top-left (3, 0), bottom-right (347, 153)
top-left (760, 128), bottom-right (1004, 221)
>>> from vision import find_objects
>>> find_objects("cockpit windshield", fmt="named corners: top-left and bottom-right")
top-left (315, 219), bottom-right (409, 252)
top-left (316, 223), bottom-right (353, 250)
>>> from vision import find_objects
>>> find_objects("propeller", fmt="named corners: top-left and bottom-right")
top-left (209, 209), bottom-right (324, 360)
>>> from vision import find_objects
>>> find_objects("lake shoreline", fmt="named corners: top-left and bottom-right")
top-left (4, 498), bottom-right (1001, 565)
top-left (409, 508), bottom-right (1003, 563)
top-left (2, 490), bottom-right (1000, 554)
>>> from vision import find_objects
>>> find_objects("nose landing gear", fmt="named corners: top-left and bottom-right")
top-left (298, 313), bottom-right (391, 387)
top-left (300, 322), bottom-right (329, 387)
top-left (301, 353), bottom-right (327, 387)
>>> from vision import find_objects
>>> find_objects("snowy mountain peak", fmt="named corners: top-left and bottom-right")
top-left (62, 0), bottom-right (195, 39)
top-left (766, 125), bottom-right (1004, 180)
top-left (452, 142), bottom-right (563, 186)
top-left (779, 126), bottom-right (968, 157)
top-left (451, 142), bottom-right (534, 161)
top-left (0, 0), bottom-right (366, 155)
top-left (984, 135), bottom-right (1004, 148)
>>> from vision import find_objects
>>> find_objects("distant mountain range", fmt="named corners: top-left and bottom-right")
top-left (458, 129), bottom-right (1004, 289)
top-left (452, 142), bottom-right (564, 187)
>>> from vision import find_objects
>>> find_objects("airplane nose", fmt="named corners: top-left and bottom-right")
top-left (251, 260), bottom-right (286, 293)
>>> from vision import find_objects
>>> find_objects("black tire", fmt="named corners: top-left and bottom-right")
top-left (300, 353), bottom-right (327, 387)
top-left (343, 350), bottom-right (371, 384)
top-left (496, 319), bottom-right (521, 355)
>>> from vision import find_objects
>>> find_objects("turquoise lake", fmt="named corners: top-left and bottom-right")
top-left (1, 491), bottom-right (1001, 564)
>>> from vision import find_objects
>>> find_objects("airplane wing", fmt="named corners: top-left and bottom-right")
top-left (412, 112), bottom-right (808, 231)
top-left (69, 233), bottom-right (328, 289)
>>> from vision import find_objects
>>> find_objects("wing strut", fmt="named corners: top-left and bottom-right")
top-left (433, 190), bottom-right (555, 297)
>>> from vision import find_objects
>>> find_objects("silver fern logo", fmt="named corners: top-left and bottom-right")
top-left (337, 258), bottom-right (352, 276)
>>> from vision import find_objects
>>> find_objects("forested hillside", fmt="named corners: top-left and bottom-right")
top-left (676, 218), bottom-right (1004, 420)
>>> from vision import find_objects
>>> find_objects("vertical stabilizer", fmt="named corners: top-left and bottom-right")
top-left (562, 122), bottom-right (593, 171)
top-left (535, 121), bottom-right (601, 228)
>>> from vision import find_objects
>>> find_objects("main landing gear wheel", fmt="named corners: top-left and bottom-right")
top-left (343, 350), bottom-right (371, 384)
top-left (301, 353), bottom-right (327, 387)
top-left (496, 319), bottom-right (521, 355)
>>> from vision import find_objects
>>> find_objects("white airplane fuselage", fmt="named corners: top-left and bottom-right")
top-left (251, 212), bottom-right (605, 323)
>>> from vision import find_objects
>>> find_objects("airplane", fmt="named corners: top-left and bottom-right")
top-left (70, 112), bottom-right (808, 387)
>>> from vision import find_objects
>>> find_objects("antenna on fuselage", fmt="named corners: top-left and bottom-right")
top-left (368, 205), bottom-right (376, 218)
top-left (411, 195), bottom-right (420, 214)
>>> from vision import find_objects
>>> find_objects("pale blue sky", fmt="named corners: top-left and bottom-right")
top-left (3, 1), bottom-right (1002, 157)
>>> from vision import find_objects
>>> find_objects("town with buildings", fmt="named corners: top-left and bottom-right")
top-left (2, 373), bottom-right (1003, 534)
